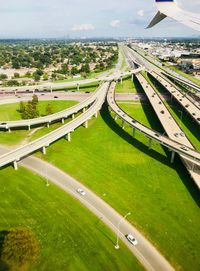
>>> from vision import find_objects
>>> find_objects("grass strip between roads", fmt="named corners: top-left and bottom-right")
top-left (0, 167), bottom-right (143, 271)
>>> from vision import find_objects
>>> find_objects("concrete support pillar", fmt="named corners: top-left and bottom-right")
top-left (83, 108), bottom-right (86, 113)
top-left (8, 128), bottom-right (11, 133)
top-left (122, 120), bottom-right (125, 130)
top-left (28, 125), bottom-right (30, 131)
top-left (61, 118), bottom-right (65, 124)
top-left (42, 146), bottom-right (46, 155)
top-left (120, 77), bottom-right (123, 85)
top-left (132, 73), bottom-right (134, 81)
top-left (148, 138), bottom-right (152, 150)
top-left (13, 161), bottom-right (18, 170)
top-left (171, 151), bottom-right (175, 164)
top-left (133, 128), bottom-right (136, 138)
top-left (95, 112), bottom-right (98, 118)
top-left (68, 133), bottom-right (71, 142)
top-left (77, 83), bottom-right (80, 91)
top-left (47, 123), bottom-right (50, 128)
top-left (85, 120), bottom-right (88, 129)
top-left (72, 114), bottom-right (75, 120)
top-left (114, 114), bottom-right (118, 121)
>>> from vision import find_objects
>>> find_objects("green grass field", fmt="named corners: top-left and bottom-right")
top-left (116, 77), bottom-right (137, 93)
top-left (0, 101), bottom-right (77, 121)
top-left (0, 79), bottom-right (200, 270)
top-left (53, 69), bottom-right (111, 84)
top-left (53, 83), bottom-right (99, 92)
top-left (33, 102), bottom-right (200, 271)
top-left (0, 167), bottom-right (143, 271)
top-left (0, 101), bottom-right (77, 146)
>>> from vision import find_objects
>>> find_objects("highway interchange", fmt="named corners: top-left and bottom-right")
top-left (0, 45), bottom-right (200, 270)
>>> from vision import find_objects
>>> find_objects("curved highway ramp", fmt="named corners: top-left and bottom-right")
top-left (0, 82), bottom-right (110, 170)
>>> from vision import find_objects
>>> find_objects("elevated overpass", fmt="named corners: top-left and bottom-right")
top-left (0, 82), bottom-right (109, 170)
top-left (124, 46), bottom-right (200, 126)
top-left (131, 44), bottom-right (200, 93)
top-left (135, 73), bottom-right (200, 188)
top-left (0, 85), bottom-right (104, 131)
top-left (150, 71), bottom-right (200, 126)
top-left (107, 81), bottom-right (200, 189)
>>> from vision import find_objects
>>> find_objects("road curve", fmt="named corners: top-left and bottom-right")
top-left (0, 85), bottom-right (103, 131)
top-left (0, 82), bottom-right (109, 169)
top-left (0, 146), bottom-right (174, 271)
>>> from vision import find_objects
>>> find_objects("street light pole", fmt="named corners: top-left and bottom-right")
top-left (115, 212), bottom-right (131, 249)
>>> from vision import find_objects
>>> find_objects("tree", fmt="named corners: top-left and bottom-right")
top-left (18, 101), bottom-right (25, 114)
top-left (45, 103), bottom-right (53, 115)
top-left (1, 227), bottom-right (39, 271)
top-left (33, 73), bottom-right (40, 82)
top-left (14, 73), bottom-right (20, 78)
top-left (32, 94), bottom-right (39, 106)
top-left (0, 74), bottom-right (8, 80)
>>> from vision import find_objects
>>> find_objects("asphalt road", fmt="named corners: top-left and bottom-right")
top-left (0, 146), bottom-right (174, 271)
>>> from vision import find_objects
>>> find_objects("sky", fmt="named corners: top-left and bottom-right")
top-left (0, 0), bottom-right (199, 38)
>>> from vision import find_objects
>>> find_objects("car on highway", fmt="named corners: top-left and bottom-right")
top-left (54, 96), bottom-right (59, 99)
top-left (174, 133), bottom-right (179, 138)
top-left (155, 133), bottom-right (160, 137)
top-left (77, 188), bottom-right (86, 196)
top-left (0, 122), bottom-right (7, 125)
top-left (160, 110), bottom-right (165, 114)
top-left (180, 145), bottom-right (189, 151)
top-left (125, 234), bottom-right (138, 246)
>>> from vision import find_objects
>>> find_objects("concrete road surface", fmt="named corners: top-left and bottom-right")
top-left (0, 147), bottom-right (174, 271)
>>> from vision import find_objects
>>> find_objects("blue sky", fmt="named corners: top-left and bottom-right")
top-left (0, 0), bottom-right (199, 38)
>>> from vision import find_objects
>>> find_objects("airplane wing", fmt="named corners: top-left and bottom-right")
top-left (147, 0), bottom-right (200, 32)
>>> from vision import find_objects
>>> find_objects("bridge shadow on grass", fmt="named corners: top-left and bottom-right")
top-left (100, 102), bottom-right (171, 168)
top-left (101, 103), bottom-right (200, 206)
top-left (0, 231), bottom-right (9, 271)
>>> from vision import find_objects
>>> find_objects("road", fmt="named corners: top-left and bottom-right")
top-left (0, 85), bottom-right (107, 131)
top-left (0, 47), bottom-right (131, 93)
top-left (0, 146), bottom-right (174, 271)
top-left (107, 81), bottom-right (200, 188)
top-left (124, 46), bottom-right (200, 126)
top-left (0, 82), bottom-right (109, 169)
top-left (136, 73), bottom-right (200, 188)
top-left (131, 44), bottom-right (200, 93)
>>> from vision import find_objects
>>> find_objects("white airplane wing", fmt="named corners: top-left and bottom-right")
top-left (147, 0), bottom-right (200, 32)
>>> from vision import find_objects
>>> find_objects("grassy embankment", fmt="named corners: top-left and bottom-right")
top-left (0, 101), bottom-right (77, 145)
top-left (30, 78), bottom-right (200, 271)
top-left (0, 167), bottom-right (143, 271)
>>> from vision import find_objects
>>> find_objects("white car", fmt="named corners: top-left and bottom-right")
top-left (125, 234), bottom-right (138, 246)
top-left (77, 188), bottom-right (86, 196)
top-left (181, 146), bottom-right (189, 151)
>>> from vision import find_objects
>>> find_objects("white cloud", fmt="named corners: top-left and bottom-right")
top-left (71, 23), bottom-right (95, 32)
top-left (110, 20), bottom-right (120, 28)
top-left (137, 9), bottom-right (144, 17)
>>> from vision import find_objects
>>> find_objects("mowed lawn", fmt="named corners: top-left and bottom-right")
top-left (0, 101), bottom-right (77, 145)
top-left (0, 100), bottom-right (77, 121)
top-left (35, 102), bottom-right (200, 271)
top-left (116, 77), bottom-right (137, 93)
top-left (0, 167), bottom-right (143, 271)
